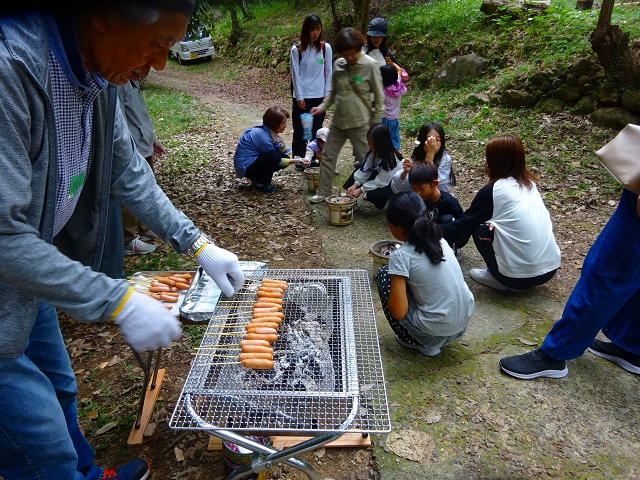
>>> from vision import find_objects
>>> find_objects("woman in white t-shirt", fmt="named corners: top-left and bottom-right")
top-left (376, 192), bottom-right (474, 356)
top-left (290, 13), bottom-right (332, 159)
top-left (441, 134), bottom-right (561, 290)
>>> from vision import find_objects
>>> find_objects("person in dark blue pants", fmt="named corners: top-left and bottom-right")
top-left (499, 188), bottom-right (640, 379)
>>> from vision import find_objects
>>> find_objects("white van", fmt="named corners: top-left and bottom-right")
top-left (169, 18), bottom-right (215, 65)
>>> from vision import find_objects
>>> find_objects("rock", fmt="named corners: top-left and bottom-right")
top-left (578, 75), bottom-right (594, 94)
top-left (566, 74), bottom-right (579, 87)
top-left (467, 92), bottom-right (491, 105)
top-left (481, 0), bottom-right (549, 14)
top-left (275, 61), bottom-right (288, 74)
top-left (540, 80), bottom-right (553, 92)
top-left (571, 58), bottom-right (598, 77)
top-left (500, 89), bottom-right (537, 108)
top-left (529, 72), bottom-right (547, 85)
top-left (433, 54), bottom-right (487, 88)
top-left (554, 84), bottom-right (582, 103)
top-left (591, 107), bottom-right (639, 129)
top-left (598, 83), bottom-right (620, 106)
top-left (621, 90), bottom-right (640, 112)
top-left (569, 96), bottom-right (596, 115)
top-left (535, 98), bottom-right (565, 113)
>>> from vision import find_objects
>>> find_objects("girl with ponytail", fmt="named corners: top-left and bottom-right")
top-left (375, 192), bottom-right (474, 356)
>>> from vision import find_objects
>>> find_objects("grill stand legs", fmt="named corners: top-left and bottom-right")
top-left (211, 429), bottom-right (345, 480)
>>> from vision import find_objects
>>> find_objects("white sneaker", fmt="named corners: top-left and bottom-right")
top-left (139, 230), bottom-right (159, 242)
top-left (124, 236), bottom-right (157, 256)
top-left (469, 267), bottom-right (509, 291)
top-left (309, 194), bottom-right (327, 204)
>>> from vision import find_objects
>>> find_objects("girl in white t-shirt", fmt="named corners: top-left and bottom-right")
top-left (375, 191), bottom-right (474, 356)
top-left (290, 13), bottom-right (333, 158)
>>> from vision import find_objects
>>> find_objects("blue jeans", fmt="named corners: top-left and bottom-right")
top-left (0, 304), bottom-right (103, 480)
top-left (541, 189), bottom-right (640, 360)
top-left (381, 118), bottom-right (400, 150)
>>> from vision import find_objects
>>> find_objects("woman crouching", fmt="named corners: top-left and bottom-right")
top-left (234, 106), bottom-right (307, 193)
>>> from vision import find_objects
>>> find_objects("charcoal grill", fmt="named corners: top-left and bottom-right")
top-left (169, 269), bottom-right (390, 480)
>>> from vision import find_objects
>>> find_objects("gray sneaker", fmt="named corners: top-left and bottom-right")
top-left (395, 335), bottom-right (441, 357)
top-left (499, 349), bottom-right (568, 380)
top-left (124, 236), bottom-right (156, 256)
top-left (588, 339), bottom-right (640, 374)
top-left (469, 267), bottom-right (509, 291)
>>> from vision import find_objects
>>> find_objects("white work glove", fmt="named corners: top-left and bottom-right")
top-left (112, 290), bottom-right (182, 352)
top-left (195, 244), bottom-right (245, 297)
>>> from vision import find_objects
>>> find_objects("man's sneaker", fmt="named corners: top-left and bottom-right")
top-left (102, 458), bottom-right (150, 480)
top-left (469, 267), bottom-right (509, 291)
top-left (499, 349), bottom-right (568, 380)
top-left (395, 335), bottom-right (441, 357)
top-left (588, 339), bottom-right (640, 374)
top-left (139, 230), bottom-right (158, 242)
top-left (124, 237), bottom-right (156, 256)
top-left (309, 194), bottom-right (327, 204)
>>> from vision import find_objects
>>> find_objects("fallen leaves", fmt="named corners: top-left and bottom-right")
top-left (385, 430), bottom-right (435, 463)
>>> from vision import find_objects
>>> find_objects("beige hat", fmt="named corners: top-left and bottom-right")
top-left (315, 127), bottom-right (329, 142)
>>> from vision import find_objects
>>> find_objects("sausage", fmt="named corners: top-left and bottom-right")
top-left (252, 311), bottom-right (284, 319)
top-left (155, 277), bottom-right (176, 286)
top-left (239, 339), bottom-right (271, 348)
top-left (245, 322), bottom-right (279, 330)
top-left (256, 297), bottom-right (283, 305)
top-left (261, 279), bottom-right (288, 286)
top-left (256, 291), bottom-right (283, 299)
top-left (258, 286), bottom-right (284, 294)
top-left (241, 358), bottom-right (274, 370)
top-left (174, 282), bottom-right (191, 290)
top-left (250, 316), bottom-right (282, 325)
top-left (149, 285), bottom-right (171, 293)
top-left (239, 352), bottom-right (273, 361)
top-left (245, 327), bottom-right (278, 335)
top-left (160, 293), bottom-right (178, 303)
top-left (245, 333), bottom-right (278, 343)
top-left (253, 302), bottom-right (282, 309)
top-left (240, 345), bottom-right (273, 354)
top-left (252, 306), bottom-right (280, 313)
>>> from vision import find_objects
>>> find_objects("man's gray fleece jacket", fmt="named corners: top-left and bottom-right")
top-left (0, 14), bottom-right (200, 358)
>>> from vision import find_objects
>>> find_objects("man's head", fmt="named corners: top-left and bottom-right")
top-left (77, 1), bottom-right (195, 85)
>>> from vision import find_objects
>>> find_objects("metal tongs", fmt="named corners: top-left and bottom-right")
top-left (131, 347), bottom-right (162, 429)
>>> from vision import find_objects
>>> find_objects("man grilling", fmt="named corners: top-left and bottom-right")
top-left (0, 2), bottom-right (244, 478)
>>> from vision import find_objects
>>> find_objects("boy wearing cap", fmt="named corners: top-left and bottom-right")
top-left (301, 127), bottom-right (340, 175)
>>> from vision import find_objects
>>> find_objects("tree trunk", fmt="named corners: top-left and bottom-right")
top-left (234, 0), bottom-right (250, 19)
top-left (590, 0), bottom-right (640, 87)
top-left (358, 0), bottom-right (371, 34)
top-left (328, 0), bottom-right (341, 34)
top-left (575, 0), bottom-right (593, 10)
top-left (230, 7), bottom-right (241, 46)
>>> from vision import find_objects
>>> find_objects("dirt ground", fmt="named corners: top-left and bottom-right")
top-left (56, 58), bottom-right (640, 480)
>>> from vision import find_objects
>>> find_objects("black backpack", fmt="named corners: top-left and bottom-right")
top-left (290, 40), bottom-right (326, 98)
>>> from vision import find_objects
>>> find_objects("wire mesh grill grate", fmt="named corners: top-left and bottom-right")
top-left (169, 269), bottom-right (390, 435)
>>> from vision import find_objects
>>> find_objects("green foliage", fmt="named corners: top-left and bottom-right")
top-left (139, 82), bottom-right (199, 139)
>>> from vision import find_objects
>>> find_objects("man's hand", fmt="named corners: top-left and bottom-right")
top-left (310, 107), bottom-right (322, 115)
top-left (152, 139), bottom-right (166, 157)
top-left (297, 99), bottom-right (306, 110)
top-left (112, 290), bottom-right (182, 352)
top-left (195, 244), bottom-right (244, 297)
